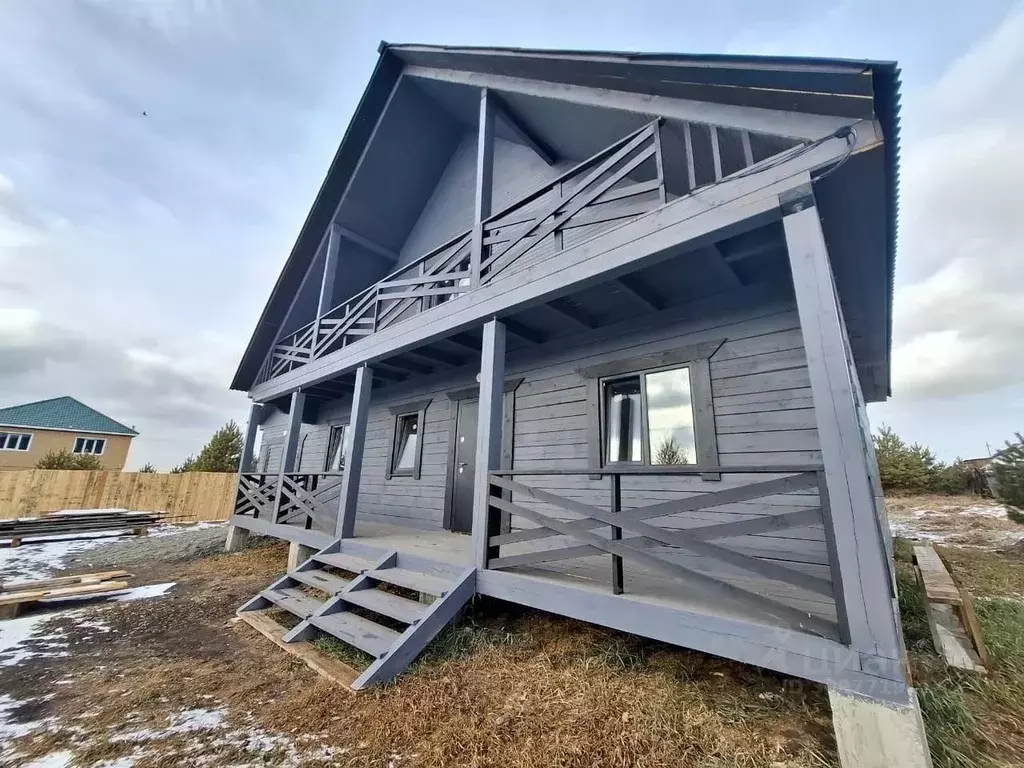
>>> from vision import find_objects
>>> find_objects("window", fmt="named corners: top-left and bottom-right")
top-left (0, 432), bottom-right (31, 451)
top-left (580, 339), bottom-right (723, 478)
top-left (324, 425), bottom-right (347, 471)
top-left (386, 399), bottom-right (431, 480)
top-left (603, 366), bottom-right (697, 465)
top-left (73, 437), bottom-right (106, 455)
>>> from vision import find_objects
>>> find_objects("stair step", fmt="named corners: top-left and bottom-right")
top-left (342, 587), bottom-right (427, 624)
top-left (262, 586), bottom-right (323, 618)
top-left (364, 567), bottom-right (452, 597)
top-left (290, 568), bottom-right (351, 595)
top-left (314, 552), bottom-right (377, 574)
top-left (310, 611), bottom-right (401, 658)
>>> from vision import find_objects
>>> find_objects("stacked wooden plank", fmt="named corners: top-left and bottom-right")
top-left (913, 544), bottom-right (990, 673)
top-left (0, 509), bottom-right (163, 547)
top-left (0, 570), bottom-right (132, 619)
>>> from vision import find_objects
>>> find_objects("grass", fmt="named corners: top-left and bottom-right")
top-left (893, 537), bottom-right (1024, 768)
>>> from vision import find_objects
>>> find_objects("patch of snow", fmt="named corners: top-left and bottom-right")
top-left (168, 707), bottom-right (227, 733)
top-left (109, 583), bottom-right (176, 602)
top-left (148, 522), bottom-right (224, 538)
top-left (0, 611), bottom-right (74, 667)
top-left (20, 751), bottom-right (73, 767)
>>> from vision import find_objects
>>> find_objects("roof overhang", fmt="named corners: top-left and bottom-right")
top-left (231, 43), bottom-right (900, 399)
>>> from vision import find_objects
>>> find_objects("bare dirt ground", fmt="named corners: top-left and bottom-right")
top-left (3, 498), bottom-right (1023, 767)
top-left (886, 494), bottom-right (1024, 550)
top-left (1, 528), bottom-right (837, 768)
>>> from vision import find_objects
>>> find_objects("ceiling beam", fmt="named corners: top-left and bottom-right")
top-left (503, 318), bottom-right (546, 344)
top-left (447, 332), bottom-right (481, 351)
top-left (405, 66), bottom-right (870, 142)
top-left (616, 275), bottom-right (663, 311)
top-left (491, 93), bottom-right (558, 166)
top-left (705, 244), bottom-right (745, 288)
top-left (381, 356), bottom-right (434, 375)
top-left (369, 365), bottom-right (407, 382)
top-left (408, 346), bottom-right (467, 367)
top-left (547, 298), bottom-right (596, 329)
top-left (335, 225), bottom-right (400, 263)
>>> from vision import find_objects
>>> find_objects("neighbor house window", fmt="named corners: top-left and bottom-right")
top-left (580, 340), bottom-right (723, 478)
top-left (604, 366), bottom-right (698, 466)
top-left (324, 425), bottom-right (347, 471)
top-left (386, 399), bottom-right (431, 480)
top-left (0, 433), bottom-right (31, 451)
top-left (73, 437), bottom-right (106, 455)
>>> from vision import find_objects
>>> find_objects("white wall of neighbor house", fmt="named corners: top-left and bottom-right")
top-left (257, 285), bottom-right (834, 622)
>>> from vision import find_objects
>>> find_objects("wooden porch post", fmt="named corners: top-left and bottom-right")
top-left (225, 404), bottom-right (263, 552)
top-left (781, 185), bottom-right (902, 666)
top-left (471, 319), bottom-right (506, 569)
top-left (238, 403), bottom-right (262, 474)
top-left (317, 224), bottom-right (342, 318)
top-left (274, 390), bottom-right (306, 521)
top-left (336, 365), bottom-right (373, 539)
top-left (470, 88), bottom-right (495, 288)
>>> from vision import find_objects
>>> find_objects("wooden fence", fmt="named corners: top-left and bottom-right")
top-left (0, 470), bottom-right (237, 522)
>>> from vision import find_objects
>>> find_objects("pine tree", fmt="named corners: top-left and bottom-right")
top-left (992, 433), bottom-right (1024, 521)
top-left (170, 456), bottom-right (196, 474)
top-left (138, 463), bottom-right (157, 473)
top-left (36, 449), bottom-right (103, 470)
top-left (654, 436), bottom-right (688, 465)
top-left (873, 425), bottom-right (941, 493)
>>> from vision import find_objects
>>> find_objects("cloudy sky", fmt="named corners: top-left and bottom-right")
top-left (1, 0), bottom-right (1021, 469)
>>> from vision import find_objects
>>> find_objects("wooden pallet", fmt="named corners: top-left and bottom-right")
top-left (0, 570), bottom-right (132, 619)
top-left (913, 545), bottom-right (990, 672)
top-left (234, 610), bottom-right (359, 690)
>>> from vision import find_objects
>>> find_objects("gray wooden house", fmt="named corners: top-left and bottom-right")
top-left (227, 43), bottom-right (909, 710)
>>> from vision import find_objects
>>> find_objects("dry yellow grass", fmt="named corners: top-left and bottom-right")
top-left (8, 544), bottom-right (837, 768)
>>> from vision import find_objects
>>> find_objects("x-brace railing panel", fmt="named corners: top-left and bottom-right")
top-left (484, 467), bottom-right (844, 640)
top-left (235, 473), bottom-right (278, 519)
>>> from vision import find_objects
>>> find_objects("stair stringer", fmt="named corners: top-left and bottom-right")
top-left (238, 570), bottom-right (298, 613)
top-left (351, 566), bottom-right (476, 690)
top-left (283, 549), bottom-right (398, 643)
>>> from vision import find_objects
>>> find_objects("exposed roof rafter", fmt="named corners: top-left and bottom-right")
top-left (490, 92), bottom-right (558, 165)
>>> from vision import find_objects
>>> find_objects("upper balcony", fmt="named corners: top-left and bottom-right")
top-left (238, 56), bottom-right (890, 402)
top-left (256, 120), bottom-right (680, 386)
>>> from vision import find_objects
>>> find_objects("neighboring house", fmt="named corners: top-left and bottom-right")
top-left (0, 396), bottom-right (138, 471)
top-left (226, 42), bottom-right (908, 719)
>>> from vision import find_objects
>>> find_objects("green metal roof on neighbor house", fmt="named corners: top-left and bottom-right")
top-left (0, 396), bottom-right (138, 436)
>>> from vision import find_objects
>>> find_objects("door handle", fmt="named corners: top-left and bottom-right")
top-left (458, 462), bottom-right (468, 473)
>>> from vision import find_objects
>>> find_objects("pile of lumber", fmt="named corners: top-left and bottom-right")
top-left (913, 544), bottom-right (990, 673)
top-left (0, 570), bottom-right (132, 619)
top-left (0, 509), bottom-right (162, 547)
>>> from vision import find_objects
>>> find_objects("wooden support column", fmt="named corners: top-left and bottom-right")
top-left (336, 365), bottom-right (373, 539)
top-left (782, 186), bottom-right (903, 664)
top-left (471, 319), bottom-right (506, 568)
top-left (317, 224), bottom-right (342, 317)
top-left (273, 391), bottom-right (306, 519)
top-left (470, 88), bottom-right (495, 288)
top-left (224, 402), bottom-right (264, 551)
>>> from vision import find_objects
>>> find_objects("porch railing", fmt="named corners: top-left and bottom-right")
top-left (233, 472), bottom-right (344, 531)
top-left (484, 466), bottom-right (846, 640)
top-left (256, 120), bottom-right (667, 385)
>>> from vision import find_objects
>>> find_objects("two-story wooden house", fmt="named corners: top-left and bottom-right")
top-left (225, 43), bottom-right (923, 755)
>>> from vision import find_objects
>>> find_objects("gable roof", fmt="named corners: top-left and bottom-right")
top-left (231, 43), bottom-right (900, 395)
top-left (0, 396), bottom-right (139, 436)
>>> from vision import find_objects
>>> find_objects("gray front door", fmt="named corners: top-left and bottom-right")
top-left (450, 399), bottom-right (478, 534)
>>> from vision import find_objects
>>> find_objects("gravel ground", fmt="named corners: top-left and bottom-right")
top-left (62, 524), bottom-right (275, 571)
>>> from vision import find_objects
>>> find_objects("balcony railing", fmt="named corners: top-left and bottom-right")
top-left (256, 120), bottom-right (667, 385)
top-left (234, 472), bottom-right (344, 531)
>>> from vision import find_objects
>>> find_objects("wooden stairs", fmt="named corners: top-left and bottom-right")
top-left (237, 539), bottom-right (476, 690)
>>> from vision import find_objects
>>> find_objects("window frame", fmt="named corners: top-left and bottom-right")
top-left (385, 399), bottom-right (431, 480)
top-left (0, 432), bottom-right (32, 451)
top-left (323, 423), bottom-right (348, 472)
top-left (73, 436), bottom-right (107, 456)
top-left (579, 339), bottom-right (724, 480)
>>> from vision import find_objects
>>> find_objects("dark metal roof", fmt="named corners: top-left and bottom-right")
top-left (231, 43), bottom-right (900, 394)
